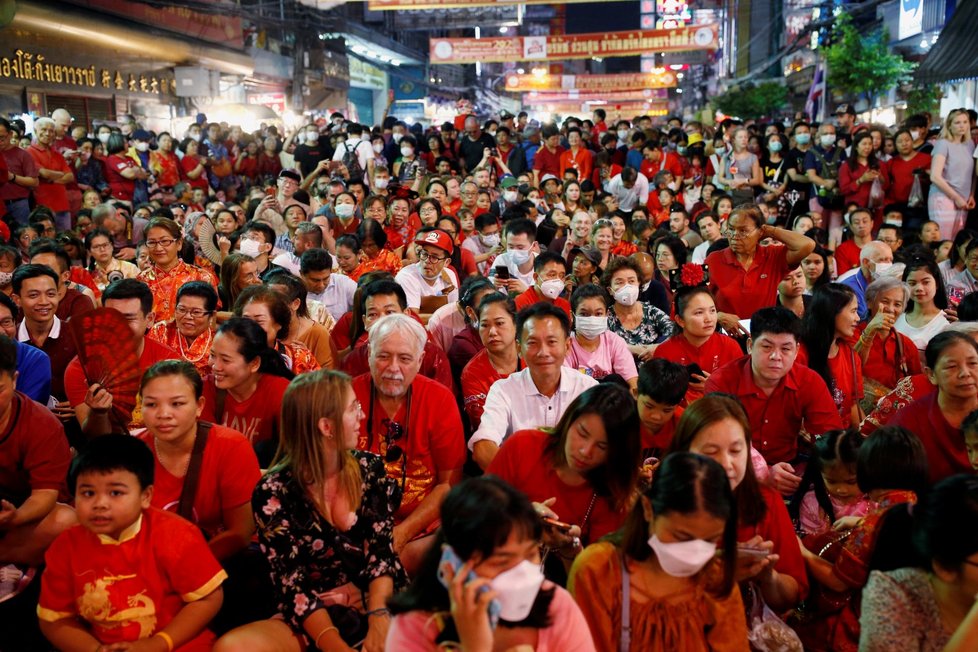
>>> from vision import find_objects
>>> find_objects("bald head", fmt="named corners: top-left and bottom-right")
top-left (51, 108), bottom-right (72, 136)
top-left (630, 252), bottom-right (655, 284)
top-left (860, 240), bottom-right (893, 279)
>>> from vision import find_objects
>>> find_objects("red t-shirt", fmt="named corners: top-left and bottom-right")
top-left (833, 240), bottom-right (862, 275)
top-left (353, 373), bottom-right (464, 523)
top-left (890, 391), bottom-right (971, 484)
top-left (179, 155), bottom-right (209, 191)
top-left (27, 145), bottom-right (71, 212)
top-left (105, 154), bottom-right (137, 201)
top-left (513, 287), bottom-right (572, 318)
top-left (737, 486), bottom-right (810, 600)
top-left (330, 311), bottom-right (355, 353)
top-left (887, 152), bottom-right (932, 204)
top-left (639, 409), bottom-right (683, 459)
top-left (342, 338), bottom-right (455, 393)
top-left (706, 244), bottom-right (793, 319)
top-left (38, 508), bottom-right (226, 650)
top-left (797, 342), bottom-right (864, 424)
top-left (533, 145), bottom-right (565, 177)
top-left (138, 424), bottom-right (260, 538)
top-left (704, 356), bottom-right (843, 465)
top-left (199, 374), bottom-right (290, 447)
top-left (64, 338), bottom-right (180, 428)
top-left (460, 349), bottom-right (521, 430)
top-left (488, 429), bottom-right (628, 546)
top-left (653, 332), bottom-right (743, 404)
top-left (855, 323), bottom-right (922, 389)
top-left (0, 392), bottom-right (70, 503)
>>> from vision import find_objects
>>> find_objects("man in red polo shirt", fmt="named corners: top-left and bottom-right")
top-left (27, 118), bottom-right (74, 232)
top-left (513, 251), bottom-right (572, 318)
top-left (352, 313), bottom-right (464, 575)
top-left (705, 307), bottom-right (842, 495)
top-left (706, 206), bottom-right (814, 336)
top-left (532, 124), bottom-right (565, 187)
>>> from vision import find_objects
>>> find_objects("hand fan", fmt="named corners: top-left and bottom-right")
top-left (196, 217), bottom-right (225, 266)
top-left (69, 307), bottom-right (143, 430)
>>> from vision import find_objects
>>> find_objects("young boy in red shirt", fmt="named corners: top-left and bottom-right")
top-left (636, 358), bottom-right (688, 462)
top-left (38, 435), bottom-right (225, 651)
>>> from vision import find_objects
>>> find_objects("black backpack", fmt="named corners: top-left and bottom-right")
top-left (341, 139), bottom-right (366, 179)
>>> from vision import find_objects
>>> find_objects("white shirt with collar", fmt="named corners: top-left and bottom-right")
top-left (489, 251), bottom-right (536, 288)
top-left (394, 263), bottom-right (460, 310)
top-left (17, 315), bottom-right (62, 343)
top-left (468, 366), bottom-right (598, 451)
top-left (949, 268), bottom-right (978, 295)
top-left (308, 273), bottom-right (357, 321)
top-left (603, 172), bottom-right (649, 211)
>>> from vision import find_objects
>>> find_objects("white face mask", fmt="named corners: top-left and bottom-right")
top-left (374, 177), bottom-right (389, 189)
top-left (98, 133), bottom-right (110, 145)
top-left (871, 261), bottom-right (893, 279)
top-left (0, 271), bottom-right (12, 286)
top-left (909, 130), bottom-right (921, 142)
top-left (617, 129), bottom-right (629, 141)
top-left (575, 315), bottom-right (607, 339)
top-left (820, 134), bottom-right (836, 147)
top-left (491, 559), bottom-right (545, 623)
top-left (503, 190), bottom-right (518, 203)
top-left (539, 278), bottom-right (564, 300)
top-left (335, 203), bottom-right (355, 218)
top-left (480, 233), bottom-right (500, 248)
top-left (135, 142), bottom-right (149, 152)
top-left (372, 143), bottom-right (384, 154)
top-left (400, 146), bottom-right (414, 158)
top-left (305, 131), bottom-right (319, 143)
top-left (508, 249), bottom-right (531, 266)
top-left (648, 534), bottom-right (717, 578)
top-left (238, 238), bottom-right (261, 257)
top-left (392, 133), bottom-right (403, 144)
top-left (190, 132), bottom-right (202, 142)
top-left (613, 285), bottom-right (639, 306)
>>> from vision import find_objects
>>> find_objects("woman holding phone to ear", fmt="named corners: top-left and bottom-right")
top-left (386, 476), bottom-right (596, 651)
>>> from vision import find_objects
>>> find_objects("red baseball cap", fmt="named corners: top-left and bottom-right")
top-left (415, 229), bottom-right (454, 255)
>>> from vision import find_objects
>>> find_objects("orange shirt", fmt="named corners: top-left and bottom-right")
top-left (559, 147), bottom-right (593, 182)
top-left (138, 260), bottom-right (218, 323)
top-left (349, 249), bottom-right (402, 282)
top-left (149, 321), bottom-right (214, 377)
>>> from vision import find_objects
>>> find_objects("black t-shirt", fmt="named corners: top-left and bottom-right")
top-left (293, 136), bottom-right (334, 177)
top-left (457, 132), bottom-right (497, 173)
top-left (785, 147), bottom-right (811, 194)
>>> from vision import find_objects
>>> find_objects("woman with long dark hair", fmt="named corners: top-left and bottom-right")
top-left (839, 132), bottom-right (888, 218)
top-left (488, 384), bottom-right (641, 575)
top-left (569, 453), bottom-right (747, 651)
top-left (895, 256), bottom-right (950, 359)
top-left (667, 394), bottom-right (807, 613)
top-left (386, 476), bottom-right (596, 651)
top-left (800, 283), bottom-right (864, 427)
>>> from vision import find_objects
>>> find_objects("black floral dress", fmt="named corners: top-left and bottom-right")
top-left (253, 450), bottom-right (407, 637)
top-left (607, 302), bottom-right (674, 347)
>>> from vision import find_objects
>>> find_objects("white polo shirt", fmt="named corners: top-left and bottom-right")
top-left (307, 272), bottom-right (357, 321)
top-left (394, 263), bottom-right (460, 310)
top-left (468, 366), bottom-right (598, 450)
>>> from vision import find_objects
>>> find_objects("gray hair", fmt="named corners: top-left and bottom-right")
top-left (859, 241), bottom-right (891, 263)
top-left (865, 276), bottom-right (910, 309)
top-left (944, 321), bottom-right (978, 336)
top-left (33, 117), bottom-right (55, 132)
top-left (368, 313), bottom-right (426, 360)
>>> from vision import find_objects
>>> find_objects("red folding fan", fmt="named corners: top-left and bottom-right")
top-left (69, 308), bottom-right (143, 431)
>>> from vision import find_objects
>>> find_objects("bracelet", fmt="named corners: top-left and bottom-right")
top-left (154, 631), bottom-right (174, 652)
top-left (314, 626), bottom-right (339, 650)
top-left (367, 607), bottom-right (391, 618)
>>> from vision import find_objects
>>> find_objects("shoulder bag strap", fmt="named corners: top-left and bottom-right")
top-left (177, 422), bottom-right (211, 520)
top-left (619, 549), bottom-right (631, 652)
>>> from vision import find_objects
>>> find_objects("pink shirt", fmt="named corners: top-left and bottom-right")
top-left (799, 490), bottom-right (873, 537)
top-left (564, 331), bottom-right (638, 381)
top-left (386, 584), bottom-right (596, 652)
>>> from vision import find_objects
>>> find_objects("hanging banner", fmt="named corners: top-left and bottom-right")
top-left (370, 0), bottom-right (627, 8)
top-left (430, 24), bottom-right (719, 64)
top-left (505, 71), bottom-right (677, 92)
top-left (531, 101), bottom-right (670, 117)
top-left (523, 89), bottom-right (669, 104)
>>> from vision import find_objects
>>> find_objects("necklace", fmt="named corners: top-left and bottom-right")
top-left (154, 433), bottom-right (195, 477)
top-left (177, 327), bottom-right (213, 364)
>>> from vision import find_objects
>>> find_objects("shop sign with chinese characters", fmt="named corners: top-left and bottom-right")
top-left (0, 49), bottom-right (175, 95)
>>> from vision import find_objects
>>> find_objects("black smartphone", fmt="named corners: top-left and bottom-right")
top-left (687, 363), bottom-right (705, 378)
top-left (495, 266), bottom-right (510, 280)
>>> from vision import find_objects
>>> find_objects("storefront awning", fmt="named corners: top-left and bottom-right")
top-left (916, 0), bottom-right (978, 84)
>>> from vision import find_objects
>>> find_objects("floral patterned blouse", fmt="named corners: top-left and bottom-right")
top-left (253, 451), bottom-right (407, 634)
top-left (607, 302), bottom-right (674, 348)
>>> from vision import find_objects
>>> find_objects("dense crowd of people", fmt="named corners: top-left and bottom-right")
top-left (2, 99), bottom-right (978, 651)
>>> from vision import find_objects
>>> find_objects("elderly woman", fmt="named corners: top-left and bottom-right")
top-left (590, 218), bottom-right (618, 271)
top-left (705, 204), bottom-right (815, 336)
top-left (604, 257), bottom-right (673, 361)
top-left (854, 276), bottom-right (923, 393)
top-left (149, 281), bottom-right (219, 378)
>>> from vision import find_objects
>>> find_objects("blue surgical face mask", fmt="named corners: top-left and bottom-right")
top-left (768, 141), bottom-right (783, 153)
top-left (508, 249), bottom-right (531, 266)
top-left (794, 133), bottom-right (811, 146)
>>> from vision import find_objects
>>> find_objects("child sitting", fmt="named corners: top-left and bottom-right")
top-left (38, 435), bottom-right (226, 651)
top-left (962, 408), bottom-right (978, 472)
top-left (636, 358), bottom-right (688, 463)
top-left (790, 429), bottom-right (873, 537)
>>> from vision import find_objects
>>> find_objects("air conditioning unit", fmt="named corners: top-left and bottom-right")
top-left (174, 67), bottom-right (220, 98)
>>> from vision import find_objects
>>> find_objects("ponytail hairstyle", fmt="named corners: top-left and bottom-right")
top-left (215, 317), bottom-right (294, 381)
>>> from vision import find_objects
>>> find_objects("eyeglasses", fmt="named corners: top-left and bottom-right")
top-left (381, 419), bottom-right (404, 463)
top-left (175, 306), bottom-right (213, 319)
top-left (417, 249), bottom-right (448, 263)
top-left (145, 238), bottom-right (177, 249)
top-left (725, 227), bottom-right (758, 240)
top-left (90, 242), bottom-right (112, 251)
